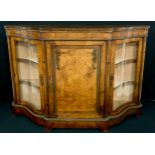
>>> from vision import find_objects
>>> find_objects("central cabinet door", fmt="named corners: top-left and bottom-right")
top-left (46, 41), bottom-right (105, 118)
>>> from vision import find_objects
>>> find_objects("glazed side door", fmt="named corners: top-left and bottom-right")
top-left (10, 37), bottom-right (45, 115)
top-left (46, 41), bottom-right (106, 118)
top-left (109, 38), bottom-right (143, 114)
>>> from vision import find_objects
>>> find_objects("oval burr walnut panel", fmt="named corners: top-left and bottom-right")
top-left (5, 26), bottom-right (149, 131)
top-left (56, 47), bottom-right (99, 115)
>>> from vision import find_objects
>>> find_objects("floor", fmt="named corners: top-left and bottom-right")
top-left (0, 100), bottom-right (155, 133)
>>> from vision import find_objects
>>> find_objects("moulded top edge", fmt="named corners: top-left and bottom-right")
top-left (4, 25), bottom-right (150, 32)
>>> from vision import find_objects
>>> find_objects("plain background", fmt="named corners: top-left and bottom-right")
top-left (0, 21), bottom-right (155, 102)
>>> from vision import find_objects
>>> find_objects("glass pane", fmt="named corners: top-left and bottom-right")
top-left (20, 83), bottom-right (41, 110)
top-left (126, 42), bottom-right (137, 60)
top-left (114, 63), bottom-right (136, 87)
top-left (16, 42), bottom-right (38, 62)
top-left (113, 42), bottom-right (137, 110)
top-left (115, 44), bottom-right (125, 63)
top-left (16, 42), bottom-right (41, 110)
top-left (113, 85), bottom-right (134, 110)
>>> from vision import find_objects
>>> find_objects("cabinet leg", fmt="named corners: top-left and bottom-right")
top-left (11, 113), bottom-right (17, 118)
top-left (44, 127), bottom-right (52, 133)
top-left (136, 113), bottom-right (141, 118)
top-left (136, 109), bottom-right (142, 118)
top-left (100, 128), bottom-right (109, 133)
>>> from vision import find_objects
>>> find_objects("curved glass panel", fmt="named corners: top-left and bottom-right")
top-left (113, 42), bottom-right (138, 110)
top-left (16, 42), bottom-right (41, 110)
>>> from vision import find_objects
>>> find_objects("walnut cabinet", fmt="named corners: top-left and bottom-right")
top-left (5, 25), bottom-right (149, 131)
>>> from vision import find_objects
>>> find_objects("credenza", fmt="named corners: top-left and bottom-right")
top-left (5, 25), bottom-right (149, 132)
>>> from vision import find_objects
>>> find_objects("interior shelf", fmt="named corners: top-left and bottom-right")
top-left (17, 58), bottom-right (38, 64)
top-left (19, 80), bottom-right (40, 88)
top-left (114, 59), bottom-right (136, 66)
top-left (113, 81), bottom-right (135, 89)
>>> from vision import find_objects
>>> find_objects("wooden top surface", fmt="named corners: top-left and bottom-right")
top-left (5, 25), bottom-right (150, 32)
